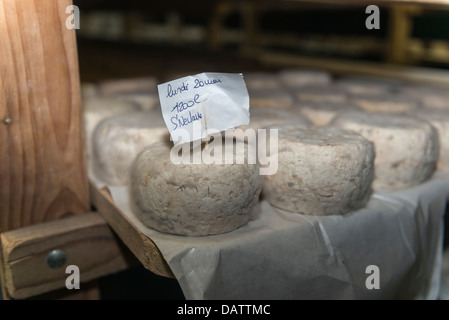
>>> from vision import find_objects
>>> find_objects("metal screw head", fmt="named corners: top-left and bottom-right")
top-left (3, 117), bottom-right (11, 125)
top-left (46, 249), bottom-right (67, 269)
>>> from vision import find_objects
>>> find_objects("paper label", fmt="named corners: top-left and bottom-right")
top-left (157, 72), bottom-right (250, 144)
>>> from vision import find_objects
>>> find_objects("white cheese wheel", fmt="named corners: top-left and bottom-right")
top-left (82, 97), bottom-right (139, 160)
top-left (332, 111), bottom-right (439, 190)
top-left (98, 77), bottom-right (158, 97)
top-left (130, 140), bottom-right (262, 236)
top-left (407, 108), bottom-right (449, 172)
top-left (263, 125), bottom-right (375, 215)
top-left (278, 69), bottom-right (332, 88)
top-left (92, 110), bottom-right (169, 186)
top-left (249, 107), bottom-right (311, 130)
top-left (349, 93), bottom-right (419, 113)
top-left (249, 89), bottom-right (294, 109)
top-left (296, 102), bottom-right (359, 126)
top-left (294, 85), bottom-right (347, 104)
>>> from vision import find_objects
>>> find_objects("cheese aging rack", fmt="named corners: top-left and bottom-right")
top-left (1, 0), bottom-right (449, 300)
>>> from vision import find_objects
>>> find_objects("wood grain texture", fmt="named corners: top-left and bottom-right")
top-left (0, 0), bottom-right (89, 232)
top-left (1, 213), bottom-right (135, 299)
top-left (89, 181), bottom-right (174, 279)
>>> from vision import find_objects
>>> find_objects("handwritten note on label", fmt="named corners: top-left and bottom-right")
top-left (157, 72), bottom-right (250, 144)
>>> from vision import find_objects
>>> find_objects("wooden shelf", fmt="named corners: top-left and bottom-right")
top-left (89, 181), bottom-right (174, 279)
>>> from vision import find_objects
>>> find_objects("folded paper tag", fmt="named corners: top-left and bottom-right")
top-left (157, 72), bottom-right (250, 144)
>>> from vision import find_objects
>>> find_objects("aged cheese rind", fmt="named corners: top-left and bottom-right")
top-left (407, 108), bottom-right (449, 172)
top-left (332, 111), bottom-right (439, 190)
top-left (130, 141), bottom-right (262, 236)
top-left (263, 126), bottom-right (375, 215)
top-left (92, 111), bottom-right (169, 186)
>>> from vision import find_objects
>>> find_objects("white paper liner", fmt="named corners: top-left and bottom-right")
top-left (90, 168), bottom-right (449, 300)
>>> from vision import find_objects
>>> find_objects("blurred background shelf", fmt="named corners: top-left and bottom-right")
top-left (74, 0), bottom-right (449, 81)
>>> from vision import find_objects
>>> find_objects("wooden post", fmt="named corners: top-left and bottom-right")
top-left (386, 5), bottom-right (422, 64)
top-left (0, 0), bottom-right (89, 232)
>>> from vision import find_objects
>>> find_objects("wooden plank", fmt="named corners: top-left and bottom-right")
top-left (89, 181), bottom-right (174, 279)
top-left (0, 0), bottom-right (89, 233)
top-left (0, 213), bottom-right (135, 299)
top-left (28, 280), bottom-right (101, 300)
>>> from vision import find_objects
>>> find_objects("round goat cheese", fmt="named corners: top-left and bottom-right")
top-left (407, 108), bottom-right (449, 172)
top-left (130, 140), bottom-right (262, 236)
top-left (92, 110), bottom-right (169, 186)
top-left (82, 97), bottom-right (139, 160)
top-left (332, 111), bottom-right (439, 190)
top-left (262, 125), bottom-right (375, 215)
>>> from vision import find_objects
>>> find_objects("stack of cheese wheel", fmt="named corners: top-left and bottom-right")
top-left (130, 138), bottom-right (262, 236)
top-left (332, 111), bottom-right (439, 191)
top-left (278, 69), bottom-right (332, 88)
top-left (293, 85), bottom-right (347, 104)
top-left (407, 108), bottom-right (449, 172)
top-left (92, 110), bottom-right (169, 186)
top-left (262, 125), bottom-right (375, 215)
top-left (349, 93), bottom-right (419, 113)
top-left (296, 101), bottom-right (359, 126)
top-left (82, 97), bottom-right (139, 160)
top-left (98, 77), bottom-right (159, 111)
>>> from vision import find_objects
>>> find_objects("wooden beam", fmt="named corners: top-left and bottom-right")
top-left (0, 0), bottom-right (90, 233)
top-left (1, 213), bottom-right (135, 299)
top-left (89, 181), bottom-right (174, 279)
top-left (386, 5), bottom-right (422, 64)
